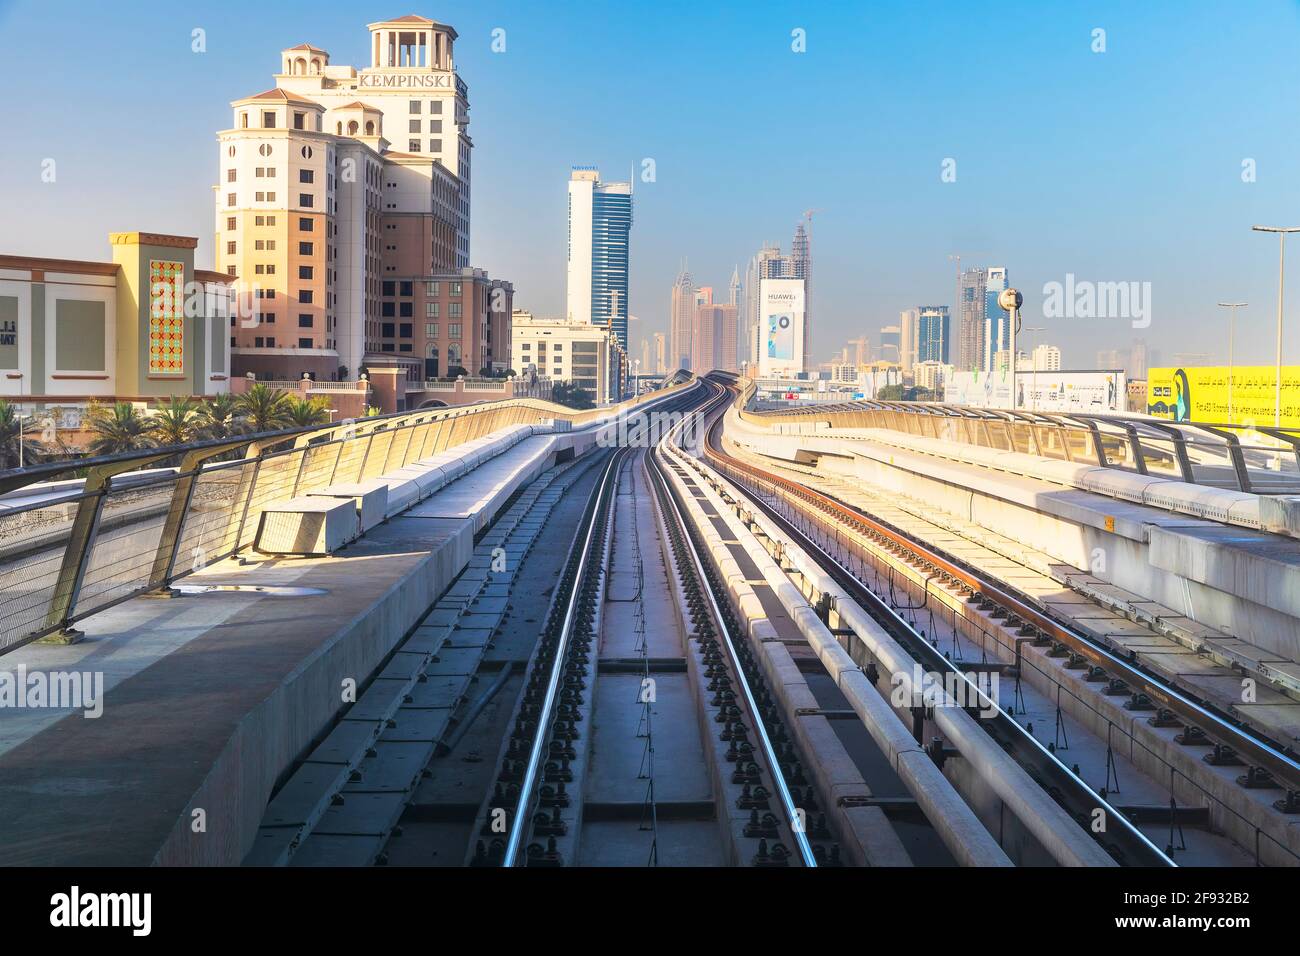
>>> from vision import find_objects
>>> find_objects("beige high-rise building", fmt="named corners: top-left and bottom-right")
top-left (691, 303), bottom-right (738, 374)
top-left (669, 268), bottom-right (694, 372)
top-left (215, 16), bottom-right (481, 382)
top-left (653, 332), bottom-right (666, 375)
top-left (899, 309), bottom-right (919, 371)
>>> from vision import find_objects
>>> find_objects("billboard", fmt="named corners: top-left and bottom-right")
top-left (1146, 365), bottom-right (1300, 427)
top-left (759, 278), bottom-right (805, 378)
top-left (946, 369), bottom-right (1126, 412)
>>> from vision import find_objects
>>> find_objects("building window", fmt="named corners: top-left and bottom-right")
top-left (399, 302), bottom-right (413, 318)
top-left (408, 140), bottom-right (421, 152)
top-left (259, 143), bottom-right (272, 157)
top-left (227, 192), bottom-right (236, 207)
top-left (409, 119), bottom-right (421, 133)
top-left (262, 111), bottom-right (276, 128)
top-left (382, 281), bottom-right (395, 296)
top-left (430, 100), bottom-right (442, 114)
top-left (298, 337), bottom-right (313, 349)
top-left (381, 302), bottom-right (395, 317)
top-left (400, 281), bottom-right (413, 296)
top-left (299, 169), bottom-right (314, 183)
top-left (425, 323), bottom-right (439, 337)
top-left (429, 139), bottom-right (442, 153)
top-left (429, 120), bottom-right (442, 134)
top-left (381, 322), bottom-right (395, 337)
top-left (426, 302), bottom-right (439, 317)
top-left (448, 303), bottom-right (462, 318)
top-left (299, 193), bottom-right (314, 207)
top-left (399, 323), bottom-right (413, 338)
top-left (298, 315), bottom-right (313, 328)
top-left (227, 241), bottom-right (236, 254)
top-left (425, 281), bottom-right (439, 295)
top-left (449, 282), bottom-right (462, 296)
top-left (266, 336), bottom-right (275, 347)
top-left (409, 100), bottom-right (422, 114)
top-left (448, 323), bottom-right (462, 338)
top-left (299, 266), bottom-right (313, 280)
top-left (299, 217), bottom-right (312, 231)
top-left (267, 215), bottom-right (276, 225)
top-left (299, 241), bottom-right (313, 255)
top-left (227, 169), bottom-right (236, 182)
top-left (293, 112), bottom-right (305, 130)
top-left (226, 216), bottom-right (237, 230)
top-left (299, 290), bottom-right (313, 304)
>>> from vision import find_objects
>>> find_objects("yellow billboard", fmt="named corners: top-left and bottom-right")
top-left (1146, 366), bottom-right (1300, 428)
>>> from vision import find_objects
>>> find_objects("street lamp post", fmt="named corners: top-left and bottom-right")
top-left (1252, 226), bottom-right (1300, 428)
top-left (1216, 301), bottom-right (1246, 424)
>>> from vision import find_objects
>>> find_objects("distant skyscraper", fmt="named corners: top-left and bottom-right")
top-left (983, 266), bottom-right (1009, 372)
top-left (669, 267), bottom-right (694, 371)
top-left (692, 303), bottom-right (739, 373)
top-left (957, 267), bottom-right (987, 371)
top-left (899, 309), bottom-right (919, 371)
top-left (744, 244), bottom-right (782, 367)
top-left (878, 325), bottom-right (902, 363)
top-left (728, 266), bottom-right (741, 307)
top-left (792, 221), bottom-right (811, 370)
top-left (653, 331), bottom-right (666, 374)
top-left (1022, 343), bottom-right (1061, 371)
top-left (566, 168), bottom-right (633, 348)
top-left (917, 306), bottom-right (950, 364)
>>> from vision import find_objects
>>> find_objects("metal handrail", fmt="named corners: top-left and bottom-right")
top-left (0, 378), bottom-right (692, 657)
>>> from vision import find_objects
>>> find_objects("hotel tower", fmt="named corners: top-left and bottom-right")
top-left (215, 15), bottom-right (509, 384)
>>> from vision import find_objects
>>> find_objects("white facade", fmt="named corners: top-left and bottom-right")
top-left (913, 359), bottom-right (948, 392)
top-left (273, 17), bottom-right (471, 266)
top-left (512, 310), bottom-right (613, 401)
top-left (566, 172), bottom-right (596, 324)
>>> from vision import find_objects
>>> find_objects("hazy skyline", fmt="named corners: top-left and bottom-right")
top-left (4, 0), bottom-right (1300, 368)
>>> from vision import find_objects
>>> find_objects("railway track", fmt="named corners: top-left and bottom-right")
top-left (694, 380), bottom-right (1300, 866)
top-left (472, 383), bottom-right (826, 866)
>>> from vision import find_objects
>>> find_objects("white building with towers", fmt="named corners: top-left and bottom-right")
top-left (215, 15), bottom-right (483, 381)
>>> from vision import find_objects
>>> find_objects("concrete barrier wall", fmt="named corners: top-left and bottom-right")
top-left (724, 409), bottom-right (1300, 663)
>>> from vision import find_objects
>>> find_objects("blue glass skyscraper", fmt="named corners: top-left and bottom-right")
top-left (566, 168), bottom-right (633, 349)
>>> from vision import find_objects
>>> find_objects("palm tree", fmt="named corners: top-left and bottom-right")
top-left (285, 396), bottom-right (332, 427)
top-left (195, 393), bottom-right (242, 440)
top-left (0, 401), bottom-right (46, 469)
top-left (86, 402), bottom-right (156, 457)
top-left (236, 384), bottom-right (292, 434)
top-left (149, 396), bottom-right (202, 447)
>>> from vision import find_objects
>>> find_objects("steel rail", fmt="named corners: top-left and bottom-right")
top-left (501, 380), bottom-right (708, 866)
top-left (652, 381), bottom-right (818, 868)
top-left (707, 393), bottom-right (1300, 795)
top-left (699, 388), bottom-right (1176, 866)
top-left (501, 445), bottom-right (627, 866)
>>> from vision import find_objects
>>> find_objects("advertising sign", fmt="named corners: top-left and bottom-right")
top-left (1146, 365), bottom-right (1300, 427)
top-left (759, 278), bottom-right (804, 378)
top-left (946, 369), bottom-right (1125, 412)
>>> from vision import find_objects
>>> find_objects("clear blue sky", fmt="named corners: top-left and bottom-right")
top-left (4, 0), bottom-right (1300, 368)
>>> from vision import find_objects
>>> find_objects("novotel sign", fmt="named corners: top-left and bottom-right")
top-left (358, 72), bottom-right (455, 90)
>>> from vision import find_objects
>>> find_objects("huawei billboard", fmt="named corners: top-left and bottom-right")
top-left (759, 277), bottom-right (805, 378)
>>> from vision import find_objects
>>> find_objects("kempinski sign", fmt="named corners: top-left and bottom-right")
top-left (358, 71), bottom-right (454, 90)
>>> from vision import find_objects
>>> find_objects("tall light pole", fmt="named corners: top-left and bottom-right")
top-left (1252, 226), bottom-right (1300, 427)
top-left (1216, 301), bottom-right (1246, 424)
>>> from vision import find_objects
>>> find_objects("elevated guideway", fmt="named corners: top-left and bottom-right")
top-left (0, 378), bottom-right (699, 866)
